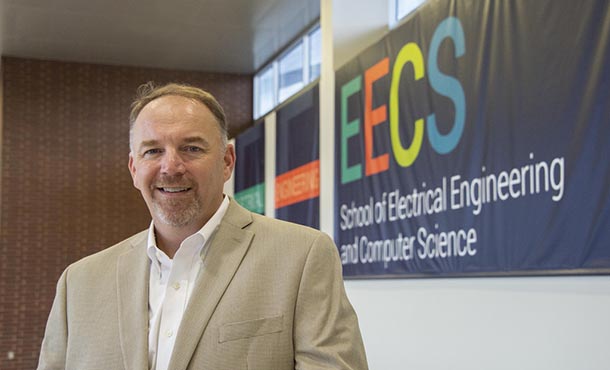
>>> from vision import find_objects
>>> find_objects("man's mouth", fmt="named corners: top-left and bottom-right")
top-left (157, 187), bottom-right (191, 193)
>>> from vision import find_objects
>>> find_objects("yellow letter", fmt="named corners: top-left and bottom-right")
top-left (390, 43), bottom-right (425, 167)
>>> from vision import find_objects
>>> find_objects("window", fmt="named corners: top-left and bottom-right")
top-left (254, 23), bottom-right (321, 119)
top-left (309, 26), bottom-right (321, 81)
top-left (278, 41), bottom-right (304, 102)
top-left (394, 0), bottom-right (426, 24)
top-left (255, 64), bottom-right (276, 117)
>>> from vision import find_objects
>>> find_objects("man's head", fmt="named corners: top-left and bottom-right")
top-left (129, 82), bottom-right (229, 150)
top-left (128, 82), bottom-right (235, 230)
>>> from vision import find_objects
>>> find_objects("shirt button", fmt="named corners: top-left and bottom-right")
top-left (165, 329), bottom-right (174, 338)
top-left (172, 282), bottom-right (181, 290)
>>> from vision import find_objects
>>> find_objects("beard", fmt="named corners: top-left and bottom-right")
top-left (151, 196), bottom-right (202, 227)
top-left (150, 176), bottom-right (202, 227)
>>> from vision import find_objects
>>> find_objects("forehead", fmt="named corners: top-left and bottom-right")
top-left (134, 95), bottom-right (219, 135)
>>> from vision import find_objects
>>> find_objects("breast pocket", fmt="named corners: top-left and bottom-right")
top-left (219, 315), bottom-right (284, 343)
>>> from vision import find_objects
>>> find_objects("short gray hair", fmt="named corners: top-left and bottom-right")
top-left (129, 82), bottom-right (228, 148)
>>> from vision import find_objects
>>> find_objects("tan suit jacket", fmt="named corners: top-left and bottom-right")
top-left (38, 200), bottom-right (368, 370)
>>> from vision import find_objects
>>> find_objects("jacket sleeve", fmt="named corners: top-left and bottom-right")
top-left (293, 233), bottom-right (369, 370)
top-left (37, 268), bottom-right (69, 370)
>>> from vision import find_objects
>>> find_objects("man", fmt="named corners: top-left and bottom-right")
top-left (38, 82), bottom-right (368, 370)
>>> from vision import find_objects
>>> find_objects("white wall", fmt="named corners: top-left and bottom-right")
top-left (346, 276), bottom-right (610, 370)
top-left (320, 1), bottom-right (610, 369)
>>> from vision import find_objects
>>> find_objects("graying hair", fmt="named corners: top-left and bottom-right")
top-left (129, 82), bottom-right (228, 149)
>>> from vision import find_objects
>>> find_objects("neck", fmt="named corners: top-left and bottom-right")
top-left (152, 196), bottom-right (226, 258)
top-left (153, 222), bottom-right (203, 258)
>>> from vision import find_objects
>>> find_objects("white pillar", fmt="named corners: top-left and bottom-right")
top-left (264, 112), bottom-right (277, 218)
top-left (223, 138), bottom-right (235, 196)
top-left (318, 0), bottom-right (335, 236)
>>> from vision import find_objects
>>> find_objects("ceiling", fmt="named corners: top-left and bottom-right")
top-left (0, 0), bottom-right (320, 74)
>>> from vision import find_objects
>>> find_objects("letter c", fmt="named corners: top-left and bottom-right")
top-left (390, 42), bottom-right (425, 168)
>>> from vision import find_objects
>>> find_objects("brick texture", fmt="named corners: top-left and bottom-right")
top-left (0, 57), bottom-right (253, 369)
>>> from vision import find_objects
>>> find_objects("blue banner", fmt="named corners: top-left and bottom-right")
top-left (234, 123), bottom-right (265, 214)
top-left (334, 0), bottom-right (610, 277)
top-left (276, 85), bottom-right (320, 228)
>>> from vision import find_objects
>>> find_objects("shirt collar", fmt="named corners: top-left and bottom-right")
top-left (146, 195), bottom-right (230, 267)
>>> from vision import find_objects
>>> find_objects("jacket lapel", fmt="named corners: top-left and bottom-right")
top-left (116, 231), bottom-right (150, 370)
top-left (169, 201), bottom-right (254, 370)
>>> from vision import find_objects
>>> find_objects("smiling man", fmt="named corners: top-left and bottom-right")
top-left (38, 83), bottom-right (368, 370)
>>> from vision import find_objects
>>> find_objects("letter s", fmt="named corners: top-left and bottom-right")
top-left (427, 17), bottom-right (466, 154)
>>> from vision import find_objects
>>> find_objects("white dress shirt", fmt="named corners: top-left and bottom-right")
top-left (146, 196), bottom-right (230, 370)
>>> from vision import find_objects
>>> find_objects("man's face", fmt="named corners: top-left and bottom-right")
top-left (128, 95), bottom-right (234, 228)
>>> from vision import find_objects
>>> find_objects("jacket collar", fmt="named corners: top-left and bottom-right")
top-left (168, 199), bottom-right (254, 370)
top-left (117, 230), bottom-right (150, 370)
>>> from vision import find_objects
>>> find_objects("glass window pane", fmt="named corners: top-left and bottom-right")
top-left (256, 65), bottom-right (275, 117)
top-left (309, 26), bottom-right (321, 81)
top-left (397, 0), bottom-right (426, 21)
top-left (278, 41), bottom-right (304, 102)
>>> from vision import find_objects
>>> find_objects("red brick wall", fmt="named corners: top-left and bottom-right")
top-left (0, 57), bottom-right (253, 369)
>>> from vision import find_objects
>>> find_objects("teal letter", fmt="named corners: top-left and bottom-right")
top-left (341, 76), bottom-right (363, 184)
top-left (427, 17), bottom-right (466, 154)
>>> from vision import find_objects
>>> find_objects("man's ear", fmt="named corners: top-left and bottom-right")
top-left (128, 153), bottom-right (138, 188)
top-left (223, 143), bottom-right (236, 181)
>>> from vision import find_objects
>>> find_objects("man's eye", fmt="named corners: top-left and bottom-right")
top-left (184, 146), bottom-right (203, 153)
top-left (143, 148), bottom-right (162, 156)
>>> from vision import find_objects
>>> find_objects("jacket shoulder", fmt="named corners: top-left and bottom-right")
top-left (65, 230), bottom-right (147, 275)
top-left (225, 199), bottom-right (329, 244)
top-left (252, 212), bottom-right (322, 233)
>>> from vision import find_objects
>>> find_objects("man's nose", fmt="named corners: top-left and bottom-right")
top-left (160, 150), bottom-right (186, 175)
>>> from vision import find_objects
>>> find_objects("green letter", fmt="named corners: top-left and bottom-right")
top-left (341, 75), bottom-right (363, 184)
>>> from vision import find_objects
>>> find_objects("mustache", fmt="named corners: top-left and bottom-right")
top-left (154, 175), bottom-right (193, 187)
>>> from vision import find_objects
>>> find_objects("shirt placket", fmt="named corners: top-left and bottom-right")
top-left (156, 257), bottom-right (188, 370)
